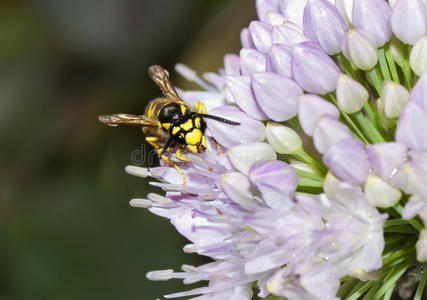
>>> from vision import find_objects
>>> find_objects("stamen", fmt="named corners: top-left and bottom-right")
top-left (161, 184), bottom-right (184, 192)
top-left (181, 264), bottom-right (198, 273)
top-left (200, 192), bottom-right (217, 201)
top-left (147, 192), bottom-right (170, 203)
top-left (146, 269), bottom-right (174, 281)
top-left (175, 63), bottom-right (215, 91)
top-left (129, 198), bottom-right (152, 208)
top-left (125, 165), bottom-right (149, 178)
top-left (183, 244), bottom-right (198, 253)
top-left (183, 274), bottom-right (205, 285)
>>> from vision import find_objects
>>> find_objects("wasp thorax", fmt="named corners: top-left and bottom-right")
top-left (158, 102), bottom-right (186, 123)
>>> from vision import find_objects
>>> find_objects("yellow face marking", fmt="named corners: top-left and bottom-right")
top-left (180, 119), bottom-right (193, 131)
top-left (201, 136), bottom-right (207, 148)
top-left (194, 117), bottom-right (202, 128)
top-left (187, 144), bottom-right (198, 153)
top-left (172, 127), bottom-right (180, 135)
top-left (180, 104), bottom-right (187, 115)
top-left (161, 122), bottom-right (171, 130)
top-left (185, 129), bottom-right (202, 145)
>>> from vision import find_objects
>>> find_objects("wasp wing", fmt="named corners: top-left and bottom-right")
top-left (148, 65), bottom-right (180, 100)
top-left (98, 114), bottom-right (158, 127)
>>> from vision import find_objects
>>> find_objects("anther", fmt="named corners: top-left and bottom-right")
top-left (129, 198), bottom-right (152, 208)
top-left (125, 166), bottom-right (149, 178)
top-left (146, 269), bottom-right (174, 281)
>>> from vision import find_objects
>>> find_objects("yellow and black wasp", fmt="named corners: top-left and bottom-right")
top-left (98, 65), bottom-right (240, 184)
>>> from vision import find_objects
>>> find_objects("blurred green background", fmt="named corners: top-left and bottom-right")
top-left (0, 0), bottom-right (255, 299)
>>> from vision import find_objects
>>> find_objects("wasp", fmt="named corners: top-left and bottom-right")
top-left (98, 65), bottom-right (240, 185)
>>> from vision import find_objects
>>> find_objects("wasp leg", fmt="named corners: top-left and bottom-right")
top-left (176, 148), bottom-right (190, 162)
top-left (145, 136), bottom-right (187, 185)
top-left (195, 101), bottom-right (207, 114)
top-left (160, 154), bottom-right (187, 186)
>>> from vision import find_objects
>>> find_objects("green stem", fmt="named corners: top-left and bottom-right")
top-left (297, 177), bottom-right (324, 188)
top-left (293, 148), bottom-right (328, 176)
top-left (367, 66), bottom-right (384, 96)
top-left (294, 168), bottom-right (324, 182)
top-left (414, 264), bottom-right (427, 300)
top-left (383, 283), bottom-right (396, 300)
top-left (353, 112), bottom-right (386, 143)
top-left (378, 48), bottom-right (392, 81)
top-left (384, 43), bottom-right (400, 83)
top-left (346, 281), bottom-right (375, 300)
top-left (373, 257), bottom-right (413, 299)
top-left (336, 54), bottom-right (365, 82)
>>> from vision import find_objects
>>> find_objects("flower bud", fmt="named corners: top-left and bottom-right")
top-left (396, 101), bottom-right (427, 150)
top-left (392, 0), bottom-right (427, 45)
top-left (410, 36), bottom-right (427, 76)
top-left (323, 138), bottom-right (370, 184)
top-left (367, 142), bottom-right (407, 180)
top-left (267, 44), bottom-right (292, 78)
top-left (303, 0), bottom-right (347, 55)
top-left (279, 0), bottom-right (308, 27)
top-left (376, 98), bottom-right (396, 128)
top-left (239, 48), bottom-right (267, 75)
top-left (364, 174), bottom-right (402, 208)
top-left (353, 0), bottom-right (392, 47)
top-left (224, 54), bottom-right (241, 76)
top-left (410, 72), bottom-right (427, 111)
top-left (249, 21), bottom-right (273, 54)
top-left (341, 29), bottom-right (378, 70)
top-left (207, 106), bottom-right (266, 148)
top-left (336, 73), bottom-right (369, 113)
top-left (265, 122), bottom-right (302, 154)
top-left (292, 41), bottom-right (340, 94)
top-left (298, 94), bottom-right (340, 136)
top-left (382, 80), bottom-right (409, 118)
top-left (241, 27), bottom-right (255, 49)
top-left (220, 172), bottom-right (258, 211)
top-left (313, 116), bottom-right (353, 154)
top-left (225, 76), bottom-right (268, 120)
top-left (251, 72), bottom-right (303, 121)
top-left (257, 0), bottom-right (280, 21)
top-left (264, 11), bottom-right (286, 26)
top-left (249, 161), bottom-right (297, 209)
top-left (335, 0), bottom-right (354, 26)
top-left (227, 142), bottom-right (277, 175)
top-left (390, 35), bottom-right (406, 66)
top-left (272, 22), bottom-right (309, 45)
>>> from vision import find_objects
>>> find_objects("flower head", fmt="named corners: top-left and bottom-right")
top-left (117, 0), bottom-right (427, 298)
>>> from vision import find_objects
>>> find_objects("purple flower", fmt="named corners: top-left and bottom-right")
top-left (303, 0), bottom-right (347, 54)
top-left (106, 0), bottom-right (427, 298)
top-left (292, 41), bottom-right (340, 94)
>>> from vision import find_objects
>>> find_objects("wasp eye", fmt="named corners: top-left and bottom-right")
top-left (173, 132), bottom-right (185, 144)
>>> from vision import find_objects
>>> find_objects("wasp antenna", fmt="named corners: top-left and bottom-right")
top-left (197, 114), bottom-right (240, 125)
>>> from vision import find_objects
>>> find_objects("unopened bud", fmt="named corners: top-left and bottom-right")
top-left (265, 122), bottom-right (302, 154)
top-left (382, 80), bottom-right (409, 118)
top-left (342, 29), bottom-right (378, 70)
top-left (410, 36), bottom-right (427, 76)
top-left (364, 175), bottom-right (402, 208)
top-left (336, 73), bottom-right (369, 113)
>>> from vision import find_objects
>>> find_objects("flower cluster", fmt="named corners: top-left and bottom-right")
top-left (125, 0), bottom-right (427, 299)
